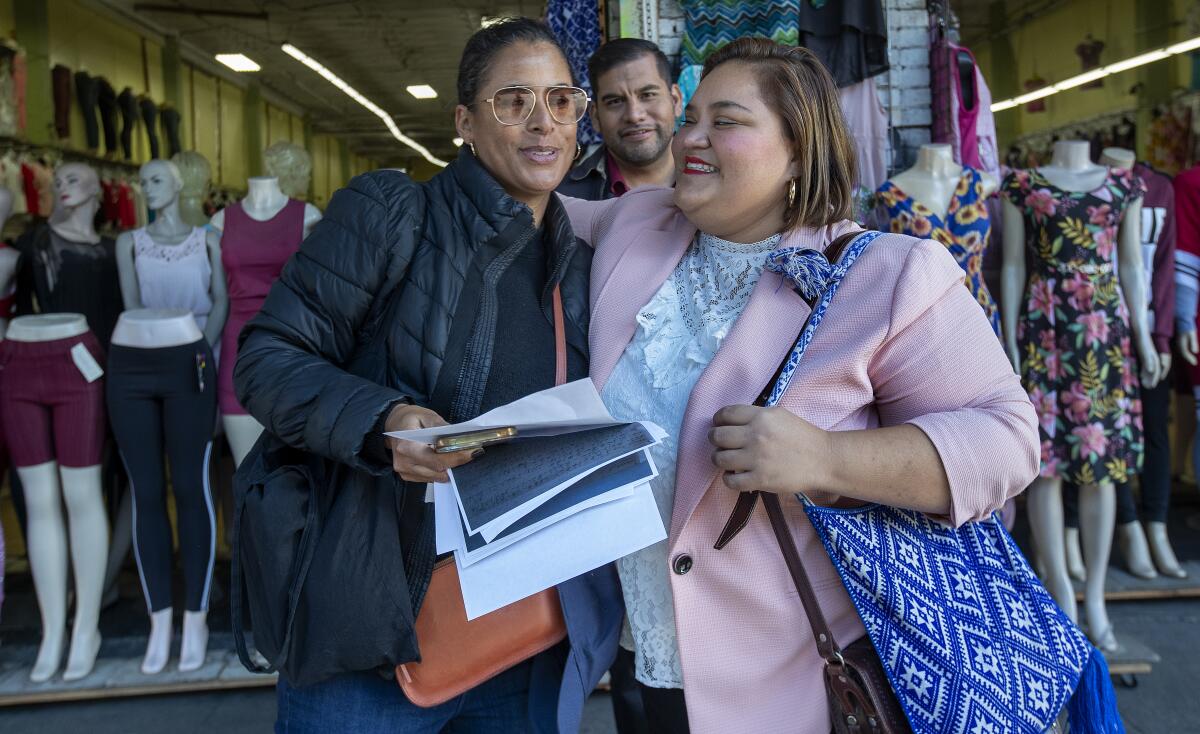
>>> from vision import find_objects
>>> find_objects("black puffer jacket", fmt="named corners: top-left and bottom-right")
top-left (233, 150), bottom-right (605, 691)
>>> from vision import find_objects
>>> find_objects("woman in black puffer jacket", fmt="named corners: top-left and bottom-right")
top-left (233, 18), bottom-right (621, 734)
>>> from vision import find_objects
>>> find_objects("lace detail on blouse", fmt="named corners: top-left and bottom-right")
top-left (601, 230), bottom-right (781, 689)
top-left (133, 226), bottom-right (207, 262)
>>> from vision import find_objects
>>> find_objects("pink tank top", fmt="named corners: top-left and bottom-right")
top-left (220, 198), bottom-right (305, 313)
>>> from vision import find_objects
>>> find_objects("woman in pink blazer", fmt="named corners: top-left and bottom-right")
top-left (561, 39), bottom-right (1040, 733)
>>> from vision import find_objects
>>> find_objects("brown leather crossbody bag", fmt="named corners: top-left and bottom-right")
top-left (394, 285), bottom-right (570, 707)
top-left (715, 232), bottom-right (910, 734)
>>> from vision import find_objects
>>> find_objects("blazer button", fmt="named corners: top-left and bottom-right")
top-left (672, 554), bottom-right (693, 575)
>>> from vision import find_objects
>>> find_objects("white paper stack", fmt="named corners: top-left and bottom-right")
top-left (386, 379), bottom-right (668, 619)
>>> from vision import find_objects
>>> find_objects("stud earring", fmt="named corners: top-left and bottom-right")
top-left (787, 179), bottom-right (797, 208)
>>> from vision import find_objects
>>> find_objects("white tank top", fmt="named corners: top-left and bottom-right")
top-left (132, 226), bottom-right (213, 329)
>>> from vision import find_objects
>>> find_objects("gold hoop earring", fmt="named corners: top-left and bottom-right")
top-left (575, 143), bottom-right (582, 161)
top-left (469, 142), bottom-right (477, 157)
top-left (787, 179), bottom-right (797, 208)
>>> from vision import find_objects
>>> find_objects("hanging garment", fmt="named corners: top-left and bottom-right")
top-left (1133, 163), bottom-right (1176, 355)
top-left (838, 76), bottom-right (889, 193)
top-left (545, 0), bottom-right (601, 146)
top-left (74, 71), bottom-right (100, 150)
top-left (19, 161), bottom-right (36, 216)
top-left (877, 167), bottom-right (1001, 336)
top-left (218, 199), bottom-right (306, 414)
top-left (107, 338), bottom-right (217, 613)
top-left (1075, 36), bottom-right (1105, 88)
top-left (1002, 168), bottom-right (1145, 485)
top-left (31, 161), bottom-right (52, 217)
top-left (51, 64), bottom-right (71, 139)
top-left (96, 77), bottom-right (119, 156)
top-left (0, 156), bottom-right (26, 216)
top-left (680, 0), bottom-right (887, 87)
top-left (1147, 108), bottom-right (1191, 176)
top-left (132, 227), bottom-right (213, 328)
top-left (1173, 165), bottom-right (1200, 384)
top-left (13, 224), bottom-right (123, 349)
top-left (161, 106), bottom-right (182, 158)
top-left (139, 97), bottom-right (160, 160)
top-left (0, 51), bottom-right (17, 137)
top-left (973, 66), bottom-right (1000, 181)
top-left (118, 87), bottom-right (137, 160)
top-left (116, 180), bottom-right (137, 230)
top-left (100, 179), bottom-right (120, 228)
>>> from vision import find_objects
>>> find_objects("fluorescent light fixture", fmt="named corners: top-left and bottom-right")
top-left (993, 34), bottom-right (1200, 112)
top-left (215, 53), bottom-right (260, 72)
top-left (281, 43), bottom-right (447, 168)
top-left (453, 137), bottom-right (464, 147)
top-left (481, 16), bottom-right (503, 28)
top-left (406, 84), bottom-right (437, 99)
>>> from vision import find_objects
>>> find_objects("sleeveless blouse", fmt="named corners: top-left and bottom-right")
top-left (132, 226), bottom-right (213, 328)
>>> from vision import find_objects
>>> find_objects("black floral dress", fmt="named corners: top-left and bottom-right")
top-left (1001, 167), bottom-right (1145, 486)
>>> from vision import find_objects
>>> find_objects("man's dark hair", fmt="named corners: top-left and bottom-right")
top-left (457, 18), bottom-right (570, 105)
top-left (587, 38), bottom-right (673, 93)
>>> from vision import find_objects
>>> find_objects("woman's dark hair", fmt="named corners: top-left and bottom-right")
top-left (587, 39), bottom-right (673, 92)
top-left (457, 18), bottom-right (571, 106)
top-left (702, 38), bottom-right (857, 230)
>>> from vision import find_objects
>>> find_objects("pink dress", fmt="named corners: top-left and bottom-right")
top-left (218, 198), bottom-right (305, 414)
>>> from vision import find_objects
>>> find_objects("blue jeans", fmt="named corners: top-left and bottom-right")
top-left (275, 660), bottom-right (534, 733)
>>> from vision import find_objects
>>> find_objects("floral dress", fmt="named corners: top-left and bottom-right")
top-left (1002, 167), bottom-right (1146, 486)
top-left (877, 166), bottom-right (1001, 336)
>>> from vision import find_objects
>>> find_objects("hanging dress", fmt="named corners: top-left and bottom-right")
top-left (877, 166), bottom-right (1001, 336)
top-left (1002, 167), bottom-right (1146, 486)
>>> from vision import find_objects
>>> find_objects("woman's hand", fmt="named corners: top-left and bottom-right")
top-left (384, 404), bottom-right (478, 483)
top-left (709, 405), bottom-right (832, 495)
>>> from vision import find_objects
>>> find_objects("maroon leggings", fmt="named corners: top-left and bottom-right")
top-left (0, 333), bottom-right (106, 468)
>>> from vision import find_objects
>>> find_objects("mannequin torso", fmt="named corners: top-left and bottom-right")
top-left (1034, 139), bottom-right (1109, 194)
top-left (208, 176), bottom-right (322, 236)
top-left (6, 312), bottom-right (89, 342)
top-left (888, 143), bottom-right (998, 217)
top-left (110, 308), bottom-right (203, 349)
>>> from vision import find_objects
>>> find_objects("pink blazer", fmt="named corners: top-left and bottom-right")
top-left (562, 188), bottom-right (1040, 733)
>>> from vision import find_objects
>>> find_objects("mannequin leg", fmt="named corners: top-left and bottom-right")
top-left (142, 608), bottom-right (172, 675)
top-left (1061, 484), bottom-right (1086, 582)
top-left (1025, 477), bottom-right (1077, 621)
top-left (59, 464), bottom-right (108, 681)
top-left (180, 610), bottom-right (210, 672)
top-left (19, 462), bottom-right (69, 682)
top-left (222, 414), bottom-right (263, 467)
top-left (1143, 379), bottom-right (1185, 577)
top-left (1113, 482), bottom-right (1155, 579)
top-left (1078, 482), bottom-right (1117, 651)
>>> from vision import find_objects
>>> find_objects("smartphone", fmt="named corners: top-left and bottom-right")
top-left (433, 426), bottom-right (518, 453)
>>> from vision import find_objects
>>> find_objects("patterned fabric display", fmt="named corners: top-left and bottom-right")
top-left (765, 230), bottom-right (1112, 734)
top-left (1002, 168), bottom-right (1146, 487)
top-left (546, 0), bottom-right (601, 146)
top-left (877, 167), bottom-right (1002, 336)
top-left (680, 0), bottom-right (799, 66)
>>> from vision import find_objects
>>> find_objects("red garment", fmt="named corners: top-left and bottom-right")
top-left (116, 181), bottom-right (137, 230)
top-left (100, 180), bottom-right (120, 227)
top-left (605, 150), bottom-right (629, 197)
top-left (1134, 163), bottom-right (1176, 354)
top-left (20, 161), bottom-right (37, 215)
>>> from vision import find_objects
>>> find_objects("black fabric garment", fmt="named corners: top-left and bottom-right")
top-left (161, 107), bottom-right (182, 158)
top-left (233, 147), bottom-right (592, 684)
top-left (610, 647), bottom-right (651, 734)
top-left (74, 71), bottom-right (100, 149)
top-left (118, 87), bottom-right (137, 159)
top-left (96, 77), bottom-right (119, 156)
top-left (557, 144), bottom-right (613, 201)
top-left (798, 0), bottom-right (889, 88)
top-left (14, 224), bottom-right (122, 349)
top-left (139, 97), bottom-right (160, 159)
top-left (638, 684), bottom-right (689, 734)
top-left (51, 64), bottom-right (71, 139)
top-left (108, 340), bottom-right (217, 612)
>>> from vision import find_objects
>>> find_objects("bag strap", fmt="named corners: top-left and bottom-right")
top-left (553, 284), bottom-right (567, 386)
top-left (713, 229), bottom-right (869, 664)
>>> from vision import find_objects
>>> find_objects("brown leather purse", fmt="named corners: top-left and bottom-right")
top-left (395, 285), bottom-right (570, 707)
top-left (715, 232), bottom-right (910, 734)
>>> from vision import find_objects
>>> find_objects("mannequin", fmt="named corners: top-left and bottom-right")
top-left (210, 173), bottom-right (320, 466)
top-left (171, 151), bottom-right (212, 227)
top-left (0, 186), bottom-right (17, 337)
top-left (263, 141), bottom-right (313, 200)
top-left (0, 313), bottom-right (108, 682)
top-left (1002, 140), bottom-right (1158, 652)
top-left (112, 160), bottom-right (226, 674)
top-left (879, 143), bottom-right (1001, 334)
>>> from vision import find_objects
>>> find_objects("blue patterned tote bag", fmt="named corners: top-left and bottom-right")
top-left (717, 230), bottom-right (1124, 734)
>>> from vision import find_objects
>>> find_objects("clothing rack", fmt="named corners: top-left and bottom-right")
top-left (0, 134), bottom-right (142, 174)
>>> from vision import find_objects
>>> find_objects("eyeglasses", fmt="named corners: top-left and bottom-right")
top-left (473, 85), bottom-right (590, 126)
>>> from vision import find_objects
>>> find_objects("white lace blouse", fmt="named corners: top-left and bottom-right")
top-left (600, 230), bottom-right (782, 689)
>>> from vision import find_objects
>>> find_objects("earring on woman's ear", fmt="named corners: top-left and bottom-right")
top-left (469, 142), bottom-right (477, 157)
top-left (787, 178), bottom-right (797, 208)
top-left (575, 143), bottom-right (582, 161)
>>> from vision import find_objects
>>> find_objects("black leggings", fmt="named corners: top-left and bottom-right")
top-left (638, 683), bottom-right (689, 734)
top-left (107, 340), bottom-right (217, 612)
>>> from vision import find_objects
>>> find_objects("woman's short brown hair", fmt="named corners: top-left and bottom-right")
top-left (701, 38), bottom-right (857, 230)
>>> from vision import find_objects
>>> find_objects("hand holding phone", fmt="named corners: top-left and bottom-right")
top-left (384, 404), bottom-right (479, 482)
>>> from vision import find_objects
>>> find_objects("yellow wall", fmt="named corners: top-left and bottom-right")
top-left (0, 0), bottom-right (14, 38)
top-left (978, 0), bottom-right (1190, 152)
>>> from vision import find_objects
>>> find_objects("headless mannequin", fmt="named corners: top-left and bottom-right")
top-left (10, 312), bottom-right (109, 682)
top-left (208, 176), bottom-right (320, 466)
top-left (113, 160), bottom-right (229, 674)
top-left (0, 186), bottom-right (16, 338)
top-left (887, 143), bottom-right (998, 216)
top-left (1002, 140), bottom-right (1157, 652)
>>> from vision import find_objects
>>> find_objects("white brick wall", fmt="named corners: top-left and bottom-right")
top-left (652, 0), bottom-right (931, 173)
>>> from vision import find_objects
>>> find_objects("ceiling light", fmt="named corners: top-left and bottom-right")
top-left (281, 43), bottom-right (447, 167)
top-left (993, 34), bottom-right (1200, 112)
top-left (481, 16), bottom-right (503, 28)
top-left (453, 137), bottom-right (464, 147)
top-left (215, 53), bottom-right (260, 72)
top-left (406, 84), bottom-right (437, 100)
